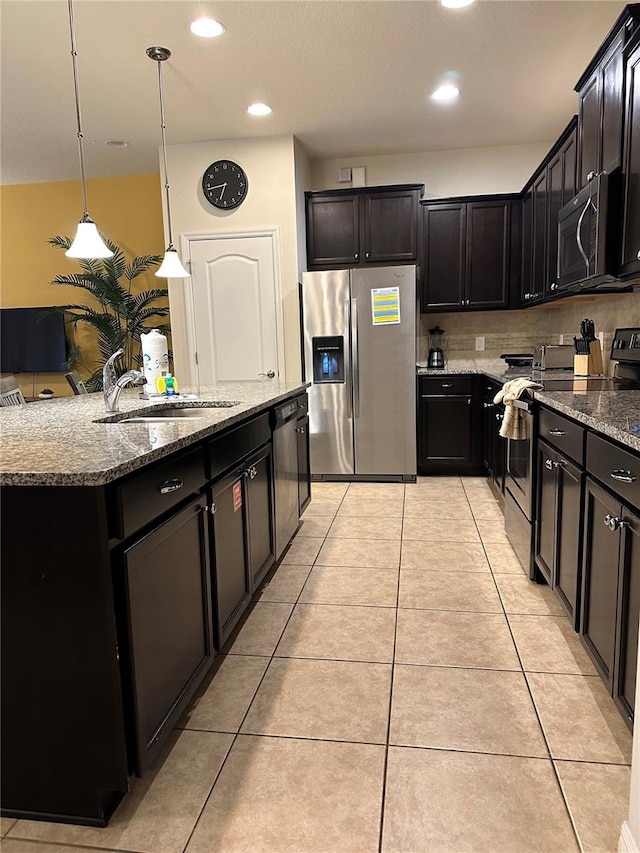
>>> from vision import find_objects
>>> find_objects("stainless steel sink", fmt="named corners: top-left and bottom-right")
top-left (95, 402), bottom-right (240, 424)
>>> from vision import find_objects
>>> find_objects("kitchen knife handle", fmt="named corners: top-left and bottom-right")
top-left (351, 297), bottom-right (360, 419)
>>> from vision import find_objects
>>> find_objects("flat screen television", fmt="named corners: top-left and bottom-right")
top-left (0, 307), bottom-right (67, 373)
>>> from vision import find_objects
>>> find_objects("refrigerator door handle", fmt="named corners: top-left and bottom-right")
top-left (351, 297), bottom-right (360, 418)
top-left (344, 298), bottom-right (353, 419)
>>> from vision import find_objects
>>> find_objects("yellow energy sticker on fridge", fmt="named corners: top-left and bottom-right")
top-left (371, 286), bottom-right (401, 325)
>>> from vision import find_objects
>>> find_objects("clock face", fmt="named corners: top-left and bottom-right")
top-left (202, 160), bottom-right (248, 210)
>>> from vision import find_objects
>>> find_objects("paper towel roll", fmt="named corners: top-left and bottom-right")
top-left (140, 329), bottom-right (169, 392)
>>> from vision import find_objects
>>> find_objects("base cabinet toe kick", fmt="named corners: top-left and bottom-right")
top-left (0, 393), bottom-right (310, 826)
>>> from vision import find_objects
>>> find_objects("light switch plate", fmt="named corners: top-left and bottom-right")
top-left (475, 336), bottom-right (485, 351)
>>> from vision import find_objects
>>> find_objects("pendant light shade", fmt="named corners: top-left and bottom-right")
top-left (66, 0), bottom-right (112, 260)
top-left (147, 46), bottom-right (189, 279)
top-left (156, 248), bottom-right (189, 278)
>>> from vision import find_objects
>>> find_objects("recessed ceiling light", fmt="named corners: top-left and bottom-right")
top-left (105, 140), bottom-right (128, 148)
top-left (189, 17), bottom-right (225, 38)
top-left (247, 103), bottom-right (272, 116)
top-left (431, 83), bottom-right (459, 102)
top-left (441, 0), bottom-right (475, 8)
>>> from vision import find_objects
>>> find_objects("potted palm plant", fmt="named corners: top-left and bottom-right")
top-left (48, 236), bottom-right (169, 391)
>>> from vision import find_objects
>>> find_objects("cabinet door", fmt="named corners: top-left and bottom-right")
top-left (297, 415), bottom-right (311, 515)
top-left (244, 443), bottom-right (275, 590)
top-left (364, 190), bottom-right (418, 263)
top-left (534, 442), bottom-right (557, 586)
top-left (531, 171), bottom-right (547, 300)
top-left (614, 506), bottom-right (640, 726)
top-left (211, 469), bottom-right (251, 648)
top-left (555, 456), bottom-right (583, 627)
top-left (562, 125), bottom-right (578, 207)
top-left (482, 389), bottom-right (496, 476)
top-left (123, 494), bottom-right (213, 774)
top-left (547, 153), bottom-right (564, 294)
top-left (466, 201), bottom-right (510, 309)
top-left (306, 195), bottom-right (360, 268)
top-left (601, 33), bottom-right (625, 178)
top-left (418, 395), bottom-right (472, 472)
top-left (580, 479), bottom-right (621, 687)
top-left (521, 191), bottom-right (533, 303)
top-left (578, 70), bottom-right (601, 189)
top-left (621, 41), bottom-right (640, 277)
top-left (421, 203), bottom-right (466, 310)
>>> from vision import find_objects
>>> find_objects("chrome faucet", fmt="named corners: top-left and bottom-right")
top-left (103, 349), bottom-right (146, 412)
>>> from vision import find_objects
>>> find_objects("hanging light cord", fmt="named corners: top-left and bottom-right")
top-left (67, 0), bottom-right (90, 218)
top-left (154, 54), bottom-right (176, 250)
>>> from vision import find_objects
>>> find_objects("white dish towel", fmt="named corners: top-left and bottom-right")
top-left (493, 379), bottom-right (542, 440)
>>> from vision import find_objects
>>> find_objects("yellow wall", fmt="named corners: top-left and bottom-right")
top-left (0, 173), bottom-right (165, 397)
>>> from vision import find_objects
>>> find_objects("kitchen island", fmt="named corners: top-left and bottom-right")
top-left (0, 381), bottom-right (309, 827)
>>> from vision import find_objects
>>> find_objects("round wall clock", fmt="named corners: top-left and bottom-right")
top-left (202, 160), bottom-right (248, 210)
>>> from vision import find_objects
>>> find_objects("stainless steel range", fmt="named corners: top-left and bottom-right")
top-left (504, 328), bottom-right (640, 578)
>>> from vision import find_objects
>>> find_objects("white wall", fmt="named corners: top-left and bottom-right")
top-left (294, 137), bottom-right (311, 280)
top-left (310, 142), bottom-right (550, 198)
top-left (163, 135), bottom-right (302, 385)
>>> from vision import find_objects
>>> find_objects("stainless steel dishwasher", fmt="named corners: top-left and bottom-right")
top-left (273, 399), bottom-right (300, 560)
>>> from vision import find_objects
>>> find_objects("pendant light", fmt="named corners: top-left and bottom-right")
top-left (146, 46), bottom-right (189, 279)
top-left (65, 0), bottom-right (112, 259)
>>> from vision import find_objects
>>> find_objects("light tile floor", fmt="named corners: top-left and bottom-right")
top-left (5, 476), bottom-right (633, 853)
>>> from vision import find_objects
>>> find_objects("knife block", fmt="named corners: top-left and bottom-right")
top-left (574, 340), bottom-right (603, 376)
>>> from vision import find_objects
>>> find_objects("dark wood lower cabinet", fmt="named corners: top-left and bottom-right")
top-left (244, 443), bottom-right (275, 590)
top-left (297, 414), bottom-right (311, 515)
top-left (121, 494), bottom-right (213, 774)
top-left (581, 477), bottom-right (639, 728)
top-left (418, 376), bottom-right (483, 475)
top-left (534, 441), bottom-right (583, 626)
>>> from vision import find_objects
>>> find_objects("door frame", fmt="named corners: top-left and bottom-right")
top-left (180, 229), bottom-right (286, 385)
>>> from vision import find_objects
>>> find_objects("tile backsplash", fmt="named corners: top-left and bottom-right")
top-left (419, 289), bottom-right (639, 374)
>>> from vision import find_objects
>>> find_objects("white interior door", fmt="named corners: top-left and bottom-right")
top-left (187, 232), bottom-right (283, 384)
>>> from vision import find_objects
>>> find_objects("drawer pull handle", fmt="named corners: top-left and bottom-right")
top-left (441, 383), bottom-right (453, 388)
top-left (610, 469), bottom-right (636, 484)
top-left (159, 479), bottom-right (183, 494)
top-left (545, 459), bottom-right (553, 470)
top-left (549, 428), bottom-right (566, 436)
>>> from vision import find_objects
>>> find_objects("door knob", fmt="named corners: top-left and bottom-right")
top-left (545, 459), bottom-right (553, 470)
top-left (259, 370), bottom-right (276, 378)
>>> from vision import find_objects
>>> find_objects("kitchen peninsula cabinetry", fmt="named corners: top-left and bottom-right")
top-left (420, 196), bottom-right (518, 311)
top-left (417, 375), bottom-right (482, 474)
top-left (533, 408), bottom-right (586, 626)
top-left (581, 433), bottom-right (640, 727)
top-left (207, 413), bottom-right (275, 647)
top-left (305, 184), bottom-right (424, 270)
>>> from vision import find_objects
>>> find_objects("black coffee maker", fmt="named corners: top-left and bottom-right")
top-left (427, 326), bottom-right (446, 368)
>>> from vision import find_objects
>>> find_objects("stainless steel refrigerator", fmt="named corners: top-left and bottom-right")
top-left (301, 265), bottom-right (416, 481)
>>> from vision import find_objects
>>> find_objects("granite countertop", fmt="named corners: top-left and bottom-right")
top-left (417, 362), bottom-right (640, 453)
top-left (0, 381), bottom-right (308, 487)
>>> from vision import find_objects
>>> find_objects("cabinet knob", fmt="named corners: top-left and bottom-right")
top-left (295, 426), bottom-right (306, 434)
top-left (210, 502), bottom-right (217, 515)
top-left (524, 293), bottom-right (531, 300)
top-left (636, 250), bottom-right (640, 261)
top-left (550, 283), bottom-right (557, 291)
top-left (610, 469), bottom-right (636, 484)
top-left (545, 459), bottom-right (554, 470)
top-left (366, 252), bottom-right (370, 259)
top-left (245, 466), bottom-right (258, 480)
top-left (466, 299), bottom-right (470, 306)
top-left (496, 412), bottom-right (502, 421)
top-left (553, 459), bottom-right (567, 468)
top-left (483, 402), bottom-right (494, 409)
top-left (605, 514), bottom-right (627, 532)
top-left (355, 253), bottom-right (359, 260)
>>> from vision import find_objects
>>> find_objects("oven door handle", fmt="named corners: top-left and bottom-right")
top-left (512, 399), bottom-right (533, 413)
top-left (576, 197), bottom-right (591, 271)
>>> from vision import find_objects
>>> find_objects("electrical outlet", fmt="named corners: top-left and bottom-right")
top-left (559, 334), bottom-right (566, 344)
top-left (475, 336), bottom-right (485, 351)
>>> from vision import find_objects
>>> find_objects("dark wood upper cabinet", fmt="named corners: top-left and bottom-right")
top-left (620, 37), bottom-right (640, 277)
top-left (576, 7), bottom-right (640, 188)
top-left (466, 201), bottom-right (510, 308)
top-left (305, 184), bottom-right (423, 270)
top-left (521, 117), bottom-right (578, 305)
top-left (306, 194), bottom-right (360, 268)
top-left (421, 203), bottom-right (466, 310)
top-left (420, 196), bottom-right (515, 312)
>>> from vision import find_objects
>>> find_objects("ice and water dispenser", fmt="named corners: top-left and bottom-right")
top-left (312, 337), bottom-right (345, 383)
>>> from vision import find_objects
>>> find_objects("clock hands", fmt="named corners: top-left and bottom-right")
top-left (207, 181), bottom-right (227, 199)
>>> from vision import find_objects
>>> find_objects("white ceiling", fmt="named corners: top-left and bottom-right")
top-left (0, 0), bottom-right (627, 185)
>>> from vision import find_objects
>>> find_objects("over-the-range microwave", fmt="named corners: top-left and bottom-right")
top-left (556, 171), bottom-right (627, 291)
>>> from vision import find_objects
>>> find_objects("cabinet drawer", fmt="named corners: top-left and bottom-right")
top-left (539, 407), bottom-right (585, 464)
top-left (208, 413), bottom-right (271, 481)
top-left (420, 376), bottom-right (473, 396)
top-left (587, 433), bottom-right (640, 510)
top-left (111, 446), bottom-right (206, 540)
